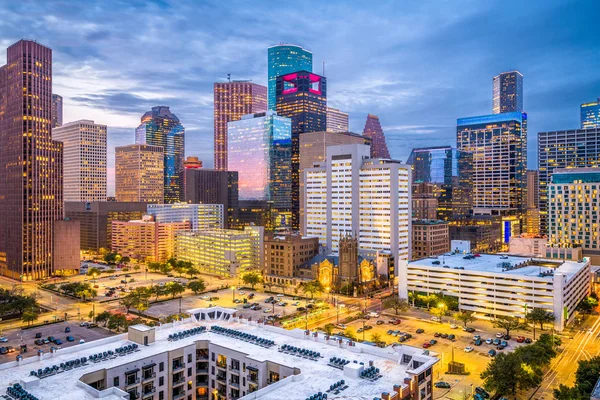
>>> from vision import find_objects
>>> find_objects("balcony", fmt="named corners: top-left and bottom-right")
top-left (172, 376), bottom-right (185, 386)
top-left (141, 388), bottom-right (156, 398)
top-left (216, 374), bottom-right (227, 383)
top-left (247, 374), bottom-right (258, 384)
top-left (172, 393), bottom-right (185, 400)
top-left (141, 372), bottom-right (156, 382)
top-left (229, 364), bottom-right (240, 372)
top-left (229, 380), bottom-right (240, 389)
top-left (125, 378), bottom-right (140, 388)
top-left (196, 368), bottom-right (209, 374)
top-left (216, 361), bottom-right (227, 369)
top-left (172, 363), bottom-right (185, 372)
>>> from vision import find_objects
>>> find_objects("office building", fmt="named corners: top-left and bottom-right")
top-left (135, 106), bottom-right (185, 203)
top-left (448, 216), bottom-right (502, 253)
top-left (112, 215), bottom-right (190, 263)
top-left (0, 40), bottom-right (63, 280)
top-left (492, 70), bottom-right (523, 114)
top-left (231, 200), bottom-right (276, 232)
top-left (407, 146), bottom-right (473, 220)
top-left (53, 120), bottom-right (107, 202)
top-left (0, 309), bottom-right (439, 400)
top-left (538, 128), bottom-right (600, 233)
top-left (184, 169), bottom-right (238, 228)
top-left (181, 156), bottom-right (202, 202)
top-left (264, 233), bottom-right (319, 285)
top-left (51, 93), bottom-right (63, 127)
top-left (412, 220), bottom-right (450, 259)
top-left (276, 71), bottom-right (327, 229)
top-left (176, 227), bottom-right (263, 277)
top-left (362, 114), bottom-right (390, 159)
top-left (457, 112), bottom-right (527, 217)
top-left (548, 168), bottom-right (600, 263)
top-left (267, 43), bottom-right (313, 110)
top-left (147, 203), bottom-right (224, 231)
top-left (115, 144), bottom-right (164, 203)
top-left (214, 81), bottom-right (267, 171)
top-left (304, 144), bottom-right (411, 263)
top-left (183, 156), bottom-right (202, 169)
top-left (581, 98), bottom-right (600, 129)
top-left (401, 254), bottom-right (590, 330)
top-left (64, 201), bottom-right (149, 251)
top-left (53, 219), bottom-right (80, 275)
top-left (326, 107), bottom-right (349, 132)
top-left (525, 170), bottom-right (541, 235)
top-left (227, 112), bottom-right (292, 218)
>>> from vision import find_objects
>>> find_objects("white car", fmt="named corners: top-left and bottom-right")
top-left (201, 296), bottom-right (210, 300)
top-left (264, 308), bottom-right (272, 313)
top-left (277, 294), bottom-right (285, 297)
top-left (450, 324), bottom-right (458, 329)
top-left (239, 291), bottom-right (246, 295)
top-left (464, 346), bottom-right (474, 353)
top-left (80, 322), bottom-right (90, 327)
top-left (495, 332), bottom-right (504, 338)
top-left (0, 337), bottom-right (7, 343)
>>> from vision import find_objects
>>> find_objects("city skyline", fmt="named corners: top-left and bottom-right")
top-left (0, 1), bottom-right (598, 195)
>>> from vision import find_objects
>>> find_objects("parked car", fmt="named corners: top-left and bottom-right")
top-left (42, 339), bottom-right (49, 344)
top-left (434, 381), bottom-right (451, 389)
top-left (34, 339), bottom-right (44, 346)
top-left (473, 335), bottom-right (481, 341)
top-left (422, 342), bottom-right (431, 348)
top-left (448, 334), bottom-right (455, 340)
top-left (474, 339), bottom-right (482, 346)
top-left (0, 337), bottom-right (7, 343)
top-left (485, 338), bottom-right (493, 345)
top-left (475, 387), bottom-right (490, 399)
top-left (440, 333), bottom-right (448, 339)
top-left (80, 322), bottom-right (90, 327)
top-left (54, 339), bottom-right (62, 345)
top-left (503, 334), bottom-right (511, 340)
top-left (296, 307), bottom-right (305, 312)
top-left (209, 297), bottom-right (219, 301)
top-left (389, 319), bottom-right (401, 325)
top-left (465, 327), bottom-right (476, 333)
top-left (248, 293), bottom-right (255, 299)
top-left (66, 336), bottom-right (75, 342)
top-left (87, 323), bottom-right (98, 328)
top-left (525, 338), bottom-right (532, 344)
top-left (35, 333), bottom-right (42, 339)
top-left (0, 347), bottom-right (7, 355)
top-left (416, 329), bottom-right (424, 334)
top-left (429, 339), bottom-right (437, 345)
top-left (516, 336), bottom-right (526, 343)
top-left (488, 349), bottom-right (496, 357)
top-left (277, 294), bottom-right (285, 297)
top-left (47, 336), bottom-right (56, 343)
top-left (431, 316), bottom-right (441, 322)
top-left (450, 324), bottom-right (458, 329)
top-left (79, 339), bottom-right (85, 344)
top-left (376, 320), bottom-right (385, 325)
top-left (238, 291), bottom-right (246, 295)
top-left (434, 332), bottom-right (441, 337)
top-left (495, 332), bottom-right (504, 338)
top-left (464, 346), bottom-right (474, 353)
top-left (64, 327), bottom-right (71, 333)
top-left (263, 308), bottom-right (272, 313)
top-left (336, 324), bottom-right (346, 329)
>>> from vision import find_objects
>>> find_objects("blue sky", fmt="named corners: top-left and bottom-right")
top-left (1, 0), bottom-right (599, 195)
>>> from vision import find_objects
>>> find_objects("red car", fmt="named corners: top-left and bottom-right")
top-left (422, 342), bottom-right (431, 348)
top-left (389, 319), bottom-right (401, 325)
top-left (516, 336), bottom-right (525, 343)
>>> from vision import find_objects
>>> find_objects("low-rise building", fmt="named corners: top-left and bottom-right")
top-left (412, 220), bottom-right (449, 259)
top-left (508, 235), bottom-right (548, 257)
top-left (264, 234), bottom-right (319, 285)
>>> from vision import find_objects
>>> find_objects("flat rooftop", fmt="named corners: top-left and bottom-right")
top-left (409, 253), bottom-right (588, 280)
top-left (0, 310), bottom-right (437, 400)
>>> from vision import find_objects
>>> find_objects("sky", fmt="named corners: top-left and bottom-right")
top-left (1, 0), bottom-right (599, 196)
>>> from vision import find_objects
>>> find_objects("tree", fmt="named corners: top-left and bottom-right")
top-left (553, 384), bottom-right (584, 400)
top-left (186, 265), bottom-right (199, 279)
top-left (150, 285), bottom-right (165, 302)
top-left (429, 306), bottom-right (447, 322)
top-left (188, 279), bottom-right (206, 295)
top-left (21, 310), bottom-right (39, 326)
top-left (120, 256), bottom-right (131, 266)
top-left (88, 310), bottom-right (95, 322)
top-left (241, 271), bottom-right (263, 290)
top-left (165, 282), bottom-right (186, 299)
top-left (481, 352), bottom-right (530, 397)
top-left (322, 323), bottom-right (335, 336)
top-left (302, 280), bottom-right (324, 299)
top-left (133, 264), bottom-right (141, 272)
top-left (119, 294), bottom-right (138, 314)
top-left (383, 297), bottom-right (409, 315)
top-left (578, 294), bottom-right (599, 314)
top-left (454, 310), bottom-right (476, 328)
top-left (86, 267), bottom-right (102, 277)
top-left (147, 262), bottom-right (162, 273)
top-left (370, 333), bottom-right (382, 344)
top-left (526, 308), bottom-right (555, 331)
top-left (493, 316), bottom-right (527, 337)
top-left (574, 356), bottom-right (600, 396)
top-left (172, 261), bottom-right (186, 277)
top-left (96, 311), bottom-right (111, 327)
top-left (107, 314), bottom-right (127, 332)
top-left (103, 252), bottom-right (121, 265)
top-left (159, 263), bottom-right (171, 275)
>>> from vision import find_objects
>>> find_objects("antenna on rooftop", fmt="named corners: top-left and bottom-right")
top-left (227, 73), bottom-right (231, 82)
top-left (322, 61), bottom-right (325, 76)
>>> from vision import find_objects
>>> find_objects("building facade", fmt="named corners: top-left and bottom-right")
top-left (263, 234), bottom-right (319, 283)
top-left (0, 40), bottom-right (63, 280)
top-left (304, 144), bottom-right (411, 263)
top-left (525, 170), bottom-right (541, 235)
top-left (276, 71), bottom-right (327, 230)
top-left (538, 128), bottom-right (600, 235)
top-left (457, 112), bottom-right (527, 217)
top-left (135, 106), bottom-right (185, 203)
top-left (115, 144), bottom-right (164, 203)
top-left (51, 93), bottom-right (63, 127)
top-left (508, 236), bottom-right (548, 257)
top-left (448, 216), bottom-right (502, 253)
top-left (214, 81), bottom-right (267, 171)
top-left (184, 169), bottom-right (239, 228)
top-left (267, 44), bottom-right (312, 110)
top-left (64, 201), bottom-right (149, 251)
top-left (492, 70), bottom-right (523, 114)
top-left (326, 107), bottom-right (349, 132)
top-left (147, 203), bottom-right (224, 231)
top-left (412, 220), bottom-right (450, 259)
top-left (53, 219), bottom-right (80, 275)
top-left (53, 120), bottom-right (107, 202)
top-left (581, 98), bottom-right (600, 129)
top-left (362, 114), bottom-right (390, 159)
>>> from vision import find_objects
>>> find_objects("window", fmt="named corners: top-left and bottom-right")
top-left (113, 377), bottom-right (119, 387)
top-left (187, 367), bottom-right (192, 377)
top-left (159, 376), bottom-right (164, 386)
top-left (159, 391), bottom-right (164, 400)
top-left (159, 362), bottom-right (164, 372)
top-left (187, 354), bottom-right (192, 363)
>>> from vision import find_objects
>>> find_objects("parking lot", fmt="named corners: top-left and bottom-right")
top-left (0, 321), bottom-right (114, 363)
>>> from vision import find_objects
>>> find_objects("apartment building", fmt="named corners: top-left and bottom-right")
top-left (412, 220), bottom-right (450, 259)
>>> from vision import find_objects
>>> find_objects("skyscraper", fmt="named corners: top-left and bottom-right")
top-left (362, 114), bottom-right (390, 159)
top-left (492, 71), bottom-right (523, 114)
top-left (267, 44), bottom-right (312, 110)
top-left (524, 170), bottom-right (541, 235)
top-left (276, 71), bottom-right (327, 229)
top-left (183, 169), bottom-right (238, 228)
top-left (457, 112), bottom-right (527, 216)
top-left (51, 94), bottom-right (63, 127)
top-left (135, 106), bottom-right (185, 203)
top-left (0, 40), bottom-right (63, 280)
top-left (581, 98), bottom-right (600, 129)
top-left (213, 81), bottom-right (267, 171)
top-left (227, 111), bottom-right (292, 218)
top-left (53, 120), bottom-right (107, 202)
top-left (181, 156), bottom-right (202, 202)
top-left (115, 144), bottom-right (164, 203)
top-left (326, 107), bottom-right (349, 132)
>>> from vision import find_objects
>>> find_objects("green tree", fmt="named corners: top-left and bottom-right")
top-left (481, 352), bottom-right (528, 397)
top-left (107, 314), bottom-right (127, 332)
top-left (526, 308), bottom-right (555, 331)
top-left (186, 265), bottom-right (199, 279)
top-left (493, 316), bottom-right (527, 337)
top-left (21, 310), bottom-right (39, 326)
top-left (187, 279), bottom-right (206, 295)
top-left (150, 285), bottom-right (165, 302)
top-left (103, 252), bottom-right (121, 265)
top-left (302, 280), bottom-right (324, 299)
top-left (159, 263), bottom-right (172, 275)
top-left (147, 262), bottom-right (162, 273)
top-left (322, 323), bottom-right (335, 336)
top-left (575, 356), bottom-right (600, 396)
top-left (95, 311), bottom-right (112, 327)
top-left (172, 261), bottom-right (186, 277)
top-left (165, 282), bottom-right (186, 299)
top-left (88, 310), bottom-right (95, 322)
top-left (454, 310), bottom-right (476, 328)
top-left (429, 306), bottom-right (447, 322)
top-left (241, 271), bottom-right (264, 290)
top-left (119, 293), bottom-right (138, 314)
top-left (370, 333), bottom-right (382, 344)
top-left (383, 297), bottom-right (409, 315)
top-left (120, 256), bottom-right (131, 266)
top-left (553, 384), bottom-right (584, 400)
top-left (86, 267), bottom-right (102, 278)
top-left (578, 296), bottom-right (599, 314)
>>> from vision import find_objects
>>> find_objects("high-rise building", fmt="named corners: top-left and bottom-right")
top-left (53, 120), bottom-right (107, 202)
top-left (135, 106), bottom-right (185, 203)
top-left (526, 170), bottom-right (539, 208)
top-left (548, 168), bottom-right (600, 263)
top-left (406, 146), bottom-right (473, 220)
top-left (362, 114), bottom-right (390, 159)
top-left (581, 98), bottom-right (600, 129)
top-left (326, 107), bottom-right (349, 132)
top-left (276, 71), bottom-right (327, 229)
top-left (53, 219), bottom-right (80, 276)
top-left (51, 93), bottom-right (63, 127)
top-left (492, 71), bottom-right (523, 114)
top-left (299, 130), bottom-right (372, 233)
top-left (184, 169), bottom-right (238, 228)
top-left (457, 112), bottom-right (527, 216)
top-left (0, 40), bottom-right (63, 280)
top-left (412, 220), bottom-right (450, 259)
top-left (115, 144), bottom-right (164, 203)
top-left (411, 182), bottom-right (439, 220)
top-left (213, 81), bottom-right (267, 171)
top-left (304, 144), bottom-right (411, 263)
top-left (227, 111), bottom-right (292, 220)
top-left (147, 203), bottom-right (224, 231)
top-left (181, 156), bottom-right (202, 201)
top-left (267, 44), bottom-right (313, 110)
top-left (537, 128), bottom-right (600, 234)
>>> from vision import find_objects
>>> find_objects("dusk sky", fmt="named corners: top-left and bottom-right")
top-left (1, 0), bottom-right (599, 195)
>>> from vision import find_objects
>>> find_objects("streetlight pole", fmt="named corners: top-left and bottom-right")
top-left (232, 286), bottom-right (236, 303)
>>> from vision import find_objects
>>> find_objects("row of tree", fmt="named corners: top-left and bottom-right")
top-left (118, 279), bottom-right (207, 313)
top-left (0, 287), bottom-right (38, 318)
top-left (147, 258), bottom-right (196, 278)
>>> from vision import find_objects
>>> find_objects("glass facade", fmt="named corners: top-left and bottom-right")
top-left (136, 106), bottom-right (185, 203)
top-left (581, 98), bottom-right (600, 129)
top-left (492, 71), bottom-right (523, 114)
top-left (267, 44), bottom-right (312, 110)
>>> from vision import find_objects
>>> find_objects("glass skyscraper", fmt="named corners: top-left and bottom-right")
top-left (135, 106), bottom-right (185, 204)
top-left (267, 44), bottom-right (312, 110)
top-left (581, 98), bottom-right (600, 129)
top-left (227, 111), bottom-right (292, 223)
top-left (493, 71), bottom-right (523, 114)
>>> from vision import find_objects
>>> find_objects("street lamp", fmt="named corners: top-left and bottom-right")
top-left (325, 286), bottom-right (330, 302)
top-left (438, 302), bottom-right (446, 323)
top-left (92, 273), bottom-right (97, 285)
top-left (231, 286), bottom-right (236, 303)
